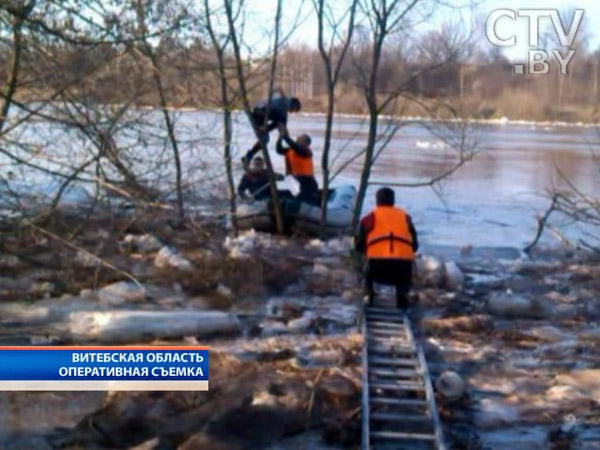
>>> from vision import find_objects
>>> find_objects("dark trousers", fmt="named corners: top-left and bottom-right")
top-left (364, 258), bottom-right (413, 309)
top-left (296, 176), bottom-right (319, 205)
top-left (245, 112), bottom-right (278, 161)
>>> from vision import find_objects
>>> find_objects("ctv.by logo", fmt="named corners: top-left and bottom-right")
top-left (485, 9), bottom-right (584, 75)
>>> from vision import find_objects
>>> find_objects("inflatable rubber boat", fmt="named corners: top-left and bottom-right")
top-left (235, 185), bottom-right (356, 236)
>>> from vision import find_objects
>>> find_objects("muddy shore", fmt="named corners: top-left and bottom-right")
top-left (0, 212), bottom-right (599, 449)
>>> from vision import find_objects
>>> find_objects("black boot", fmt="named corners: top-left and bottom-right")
top-left (396, 286), bottom-right (409, 310)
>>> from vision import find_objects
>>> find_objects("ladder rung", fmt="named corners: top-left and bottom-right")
top-left (367, 317), bottom-right (406, 330)
top-left (366, 321), bottom-right (406, 328)
top-left (371, 397), bottom-right (428, 406)
top-left (369, 356), bottom-right (419, 366)
top-left (370, 328), bottom-right (407, 336)
top-left (369, 333), bottom-right (408, 340)
top-left (369, 337), bottom-right (411, 345)
top-left (371, 412), bottom-right (430, 422)
top-left (370, 368), bottom-right (420, 377)
top-left (370, 381), bottom-right (425, 391)
top-left (367, 314), bottom-right (405, 323)
top-left (365, 307), bottom-right (406, 315)
top-left (369, 336), bottom-right (411, 343)
top-left (367, 311), bottom-right (405, 318)
top-left (369, 346), bottom-right (414, 354)
top-left (371, 431), bottom-right (437, 441)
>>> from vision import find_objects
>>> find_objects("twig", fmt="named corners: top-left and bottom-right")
top-left (27, 223), bottom-right (144, 288)
top-left (524, 194), bottom-right (558, 253)
top-left (547, 224), bottom-right (575, 248)
top-left (305, 368), bottom-right (326, 437)
top-left (94, 177), bottom-right (172, 210)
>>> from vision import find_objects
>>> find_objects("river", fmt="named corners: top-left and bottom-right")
top-left (1, 108), bottom-right (598, 248)
top-left (242, 113), bottom-right (599, 248)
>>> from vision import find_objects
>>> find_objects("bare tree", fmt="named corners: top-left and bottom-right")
top-left (222, 0), bottom-right (286, 234)
top-left (351, 0), bottom-right (473, 228)
top-left (134, 0), bottom-right (185, 222)
top-left (0, 0), bottom-right (35, 134)
top-left (0, 0), bottom-right (207, 226)
top-left (204, 0), bottom-right (238, 234)
top-left (524, 123), bottom-right (600, 253)
top-left (313, 0), bottom-right (358, 237)
top-left (549, 162), bottom-right (600, 252)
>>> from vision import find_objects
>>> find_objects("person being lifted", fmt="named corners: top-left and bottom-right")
top-left (276, 133), bottom-right (319, 205)
top-left (355, 187), bottom-right (419, 309)
top-left (237, 156), bottom-right (284, 201)
top-left (242, 88), bottom-right (302, 166)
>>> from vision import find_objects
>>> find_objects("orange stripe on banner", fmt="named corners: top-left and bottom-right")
top-left (0, 346), bottom-right (210, 351)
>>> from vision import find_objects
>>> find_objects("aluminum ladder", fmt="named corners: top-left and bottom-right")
top-left (361, 306), bottom-right (446, 450)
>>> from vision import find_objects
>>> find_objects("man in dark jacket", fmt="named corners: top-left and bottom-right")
top-left (276, 133), bottom-right (319, 205)
top-left (355, 187), bottom-right (418, 309)
top-left (242, 89), bottom-right (301, 165)
top-left (237, 156), bottom-right (284, 201)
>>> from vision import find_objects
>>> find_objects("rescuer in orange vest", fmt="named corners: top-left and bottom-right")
top-left (276, 133), bottom-right (319, 205)
top-left (355, 187), bottom-right (419, 309)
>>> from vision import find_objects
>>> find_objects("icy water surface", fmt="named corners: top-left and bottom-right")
top-left (288, 115), bottom-right (599, 248)
top-left (1, 108), bottom-right (598, 248)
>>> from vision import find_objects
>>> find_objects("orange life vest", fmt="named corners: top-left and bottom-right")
top-left (366, 206), bottom-right (414, 260)
top-left (285, 148), bottom-right (314, 176)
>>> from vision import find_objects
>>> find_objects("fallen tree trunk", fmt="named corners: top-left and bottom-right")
top-left (67, 310), bottom-right (240, 343)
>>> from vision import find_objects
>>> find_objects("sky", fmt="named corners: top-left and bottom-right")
top-left (244, 0), bottom-right (600, 62)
